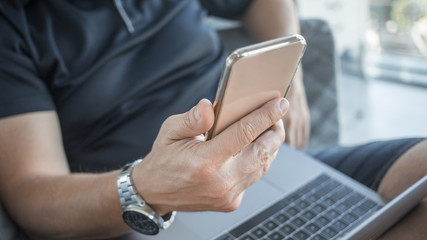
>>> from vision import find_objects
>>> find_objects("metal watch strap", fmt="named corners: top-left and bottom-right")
top-left (117, 159), bottom-right (145, 208)
top-left (117, 159), bottom-right (176, 231)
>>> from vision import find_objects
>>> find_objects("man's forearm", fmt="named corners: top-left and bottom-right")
top-left (242, 0), bottom-right (300, 41)
top-left (4, 171), bottom-right (128, 239)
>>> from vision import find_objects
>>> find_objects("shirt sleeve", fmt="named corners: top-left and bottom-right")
top-left (0, 9), bottom-right (55, 119)
top-left (198, 0), bottom-right (253, 19)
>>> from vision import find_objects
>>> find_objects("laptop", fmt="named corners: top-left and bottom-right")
top-left (116, 144), bottom-right (427, 240)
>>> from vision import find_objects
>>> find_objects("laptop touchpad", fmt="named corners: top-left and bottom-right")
top-left (174, 178), bottom-right (282, 239)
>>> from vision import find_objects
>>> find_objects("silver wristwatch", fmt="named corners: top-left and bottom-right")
top-left (117, 159), bottom-right (176, 235)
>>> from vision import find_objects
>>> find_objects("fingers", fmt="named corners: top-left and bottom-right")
top-left (283, 110), bottom-right (310, 149)
top-left (284, 119), bottom-right (298, 148)
top-left (141, 98), bottom-right (288, 215)
top-left (208, 120), bottom-right (284, 213)
top-left (232, 120), bottom-right (285, 189)
top-left (160, 99), bottom-right (215, 141)
top-left (211, 98), bottom-right (289, 159)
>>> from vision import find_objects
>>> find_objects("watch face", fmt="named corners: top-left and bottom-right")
top-left (123, 211), bottom-right (159, 235)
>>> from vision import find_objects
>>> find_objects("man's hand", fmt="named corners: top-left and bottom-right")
top-left (133, 98), bottom-right (288, 215)
top-left (282, 68), bottom-right (310, 149)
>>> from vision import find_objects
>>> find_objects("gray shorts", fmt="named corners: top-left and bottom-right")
top-left (311, 138), bottom-right (424, 191)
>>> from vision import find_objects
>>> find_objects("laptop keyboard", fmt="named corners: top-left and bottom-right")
top-left (214, 174), bottom-right (382, 240)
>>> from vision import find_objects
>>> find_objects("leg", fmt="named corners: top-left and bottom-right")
top-left (312, 138), bottom-right (424, 190)
top-left (377, 139), bottom-right (427, 240)
top-left (312, 138), bottom-right (427, 239)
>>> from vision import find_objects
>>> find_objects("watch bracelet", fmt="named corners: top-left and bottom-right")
top-left (117, 159), bottom-right (145, 208)
top-left (117, 158), bottom-right (176, 230)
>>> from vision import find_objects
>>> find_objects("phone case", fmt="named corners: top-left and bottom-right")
top-left (206, 34), bottom-right (306, 140)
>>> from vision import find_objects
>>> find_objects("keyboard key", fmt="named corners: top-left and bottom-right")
top-left (285, 237), bottom-right (297, 240)
top-left (346, 192), bottom-right (364, 205)
top-left (229, 196), bottom-right (289, 238)
top-left (360, 199), bottom-right (379, 210)
top-left (328, 180), bottom-right (341, 189)
top-left (286, 193), bottom-right (301, 203)
top-left (322, 227), bottom-right (339, 238)
top-left (214, 234), bottom-right (235, 240)
top-left (351, 206), bottom-right (368, 217)
top-left (302, 210), bottom-right (316, 220)
top-left (316, 180), bottom-right (340, 195)
top-left (252, 227), bottom-right (267, 238)
top-left (314, 216), bottom-right (330, 227)
top-left (293, 230), bottom-right (310, 240)
top-left (264, 220), bottom-right (279, 231)
top-left (240, 234), bottom-right (255, 240)
top-left (297, 183), bottom-right (314, 195)
top-left (312, 234), bottom-right (327, 240)
top-left (316, 174), bottom-right (331, 183)
top-left (315, 185), bottom-right (333, 195)
top-left (296, 200), bottom-right (310, 209)
top-left (268, 231), bottom-right (284, 240)
top-left (325, 209), bottom-right (341, 219)
top-left (323, 197), bottom-right (336, 207)
top-left (275, 213), bottom-right (289, 223)
top-left (313, 203), bottom-right (326, 214)
top-left (306, 193), bottom-right (319, 203)
top-left (332, 220), bottom-right (348, 231)
top-left (332, 186), bottom-right (352, 199)
top-left (337, 202), bottom-right (350, 212)
top-left (291, 217), bottom-right (306, 227)
top-left (285, 207), bottom-right (300, 216)
top-left (280, 224), bottom-right (295, 235)
top-left (304, 223), bottom-right (320, 234)
top-left (342, 213), bottom-right (359, 224)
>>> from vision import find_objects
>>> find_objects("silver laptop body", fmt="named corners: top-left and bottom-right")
top-left (116, 144), bottom-right (427, 240)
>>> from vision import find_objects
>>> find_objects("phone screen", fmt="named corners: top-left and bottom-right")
top-left (206, 35), bottom-right (306, 140)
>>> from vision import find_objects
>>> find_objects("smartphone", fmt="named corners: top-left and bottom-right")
top-left (206, 34), bottom-right (306, 140)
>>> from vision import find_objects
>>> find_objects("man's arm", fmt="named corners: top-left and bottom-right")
top-left (241, 0), bottom-right (310, 149)
top-left (0, 112), bottom-right (127, 239)
top-left (0, 98), bottom-right (288, 239)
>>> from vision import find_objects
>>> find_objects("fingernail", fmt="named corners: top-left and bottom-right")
top-left (280, 99), bottom-right (289, 115)
top-left (194, 102), bottom-right (201, 121)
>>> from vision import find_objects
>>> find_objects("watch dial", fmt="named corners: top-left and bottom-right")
top-left (123, 211), bottom-right (159, 235)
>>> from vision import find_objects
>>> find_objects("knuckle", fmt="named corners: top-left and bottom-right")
top-left (238, 120), bottom-right (257, 144)
top-left (253, 143), bottom-right (272, 175)
top-left (215, 194), bottom-right (232, 208)
top-left (216, 194), bottom-right (240, 212)
top-left (182, 112), bottom-right (195, 131)
top-left (157, 115), bottom-right (176, 143)
top-left (265, 108), bottom-right (279, 126)
top-left (161, 115), bottom-right (175, 131)
top-left (256, 144), bottom-right (270, 163)
top-left (223, 200), bottom-right (240, 212)
top-left (262, 161), bottom-right (272, 174)
top-left (209, 181), bottom-right (232, 200)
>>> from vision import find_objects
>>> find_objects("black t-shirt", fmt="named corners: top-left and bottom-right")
top-left (0, 0), bottom-right (252, 172)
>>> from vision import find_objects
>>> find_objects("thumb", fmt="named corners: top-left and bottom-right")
top-left (162, 99), bottom-right (214, 140)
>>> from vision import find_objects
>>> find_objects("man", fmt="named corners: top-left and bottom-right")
top-left (0, 0), bottom-right (425, 239)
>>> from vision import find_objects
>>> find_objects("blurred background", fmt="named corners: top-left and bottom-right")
top-left (298, 0), bottom-right (427, 146)
top-left (208, 0), bottom-right (427, 148)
